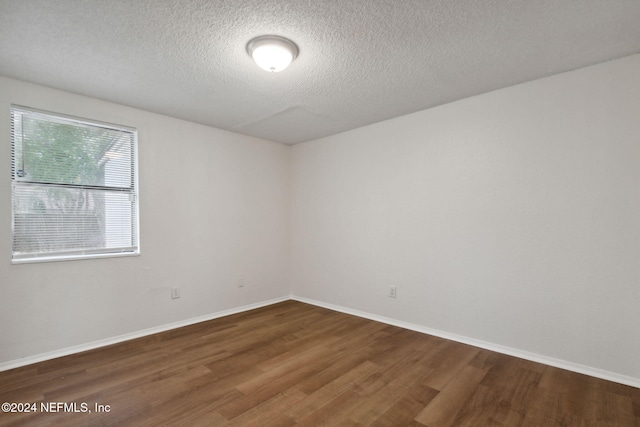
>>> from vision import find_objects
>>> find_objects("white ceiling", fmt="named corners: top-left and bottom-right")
top-left (1, 1), bottom-right (639, 145)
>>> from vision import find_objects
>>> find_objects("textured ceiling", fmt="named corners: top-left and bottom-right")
top-left (1, 1), bottom-right (639, 145)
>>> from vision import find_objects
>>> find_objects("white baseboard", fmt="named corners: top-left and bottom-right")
top-left (3, 294), bottom-right (639, 389)
top-left (0, 296), bottom-right (289, 373)
top-left (291, 296), bottom-right (640, 389)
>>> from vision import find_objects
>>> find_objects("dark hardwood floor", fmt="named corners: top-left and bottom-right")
top-left (0, 300), bottom-right (638, 426)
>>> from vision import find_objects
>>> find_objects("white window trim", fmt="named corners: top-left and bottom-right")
top-left (10, 105), bottom-right (140, 264)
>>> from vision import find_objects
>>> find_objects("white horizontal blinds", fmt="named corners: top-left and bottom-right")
top-left (11, 107), bottom-right (138, 262)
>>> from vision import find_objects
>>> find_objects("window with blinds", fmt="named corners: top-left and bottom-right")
top-left (11, 106), bottom-right (139, 263)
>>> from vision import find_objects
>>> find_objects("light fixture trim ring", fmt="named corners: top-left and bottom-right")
top-left (246, 35), bottom-right (299, 60)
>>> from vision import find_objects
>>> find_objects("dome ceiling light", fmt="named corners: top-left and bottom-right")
top-left (246, 35), bottom-right (299, 73)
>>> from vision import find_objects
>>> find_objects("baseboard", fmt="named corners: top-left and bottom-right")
top-left (0, 296), bottom-right (289, 373)
top-left (291, 296), bottom-right (640, 389)
top-left (3, 294), bottom-right (639, 389)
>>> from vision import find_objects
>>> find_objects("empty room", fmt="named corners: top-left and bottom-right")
top-left (1, 1), bottom-right (639, 425)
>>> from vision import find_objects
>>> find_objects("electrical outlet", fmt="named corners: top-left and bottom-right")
top-left (389, 286), bottom-right (397, 298)
top-left (171, 287), bottom-right (180, 299)
top-left (237, 278), bottom-right (245, 288)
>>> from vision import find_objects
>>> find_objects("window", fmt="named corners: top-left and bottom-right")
top-left (11, 106), bottom-right (139, 263)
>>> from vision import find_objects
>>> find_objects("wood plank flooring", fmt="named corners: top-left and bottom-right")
top-left (0, 300), bottom-right (638, 426)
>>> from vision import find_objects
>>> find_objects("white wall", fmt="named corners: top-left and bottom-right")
top-left (291, 55), bottom-right (640, 383)
top-left (0, 76), bottom-right (291, 365)
top-left (2, 55), bottom-right (639, 386)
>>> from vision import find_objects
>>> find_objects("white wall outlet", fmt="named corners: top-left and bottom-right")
top-left (389, 286), bottom-right (397, 298)
top-left (171, 287), bottom-right (180, 299)
top-left (237, 278), bottom-right (245, 288)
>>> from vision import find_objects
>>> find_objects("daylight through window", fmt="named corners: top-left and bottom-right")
top-left (11, 106), bottom-right (139, 262)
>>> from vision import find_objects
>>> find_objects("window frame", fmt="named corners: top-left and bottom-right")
top-left (10, 105), bottom-right (140, 264)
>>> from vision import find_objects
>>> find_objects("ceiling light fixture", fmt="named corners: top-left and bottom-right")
top-left (247, 35), bottom-right (298, 72)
